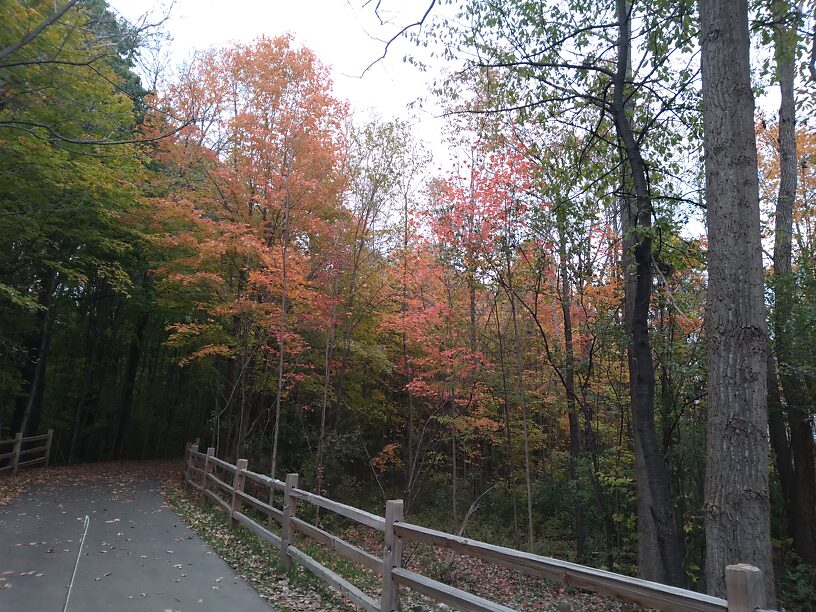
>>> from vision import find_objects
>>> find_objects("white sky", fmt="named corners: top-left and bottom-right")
top-left (109, 0), bottom-right (452, 166)
top-left (105, 0), bottom-right (783, 243)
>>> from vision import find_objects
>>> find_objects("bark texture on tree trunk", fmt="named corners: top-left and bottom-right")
top-left (700, 0), bottom-right (775, 600)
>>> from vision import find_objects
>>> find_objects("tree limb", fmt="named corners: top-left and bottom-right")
top-left (0, 118), bottom-right (196, 146)
top-left (0, 0), bottom-right (80, 64)
top-left (361, 0), bottom-right (436, 77)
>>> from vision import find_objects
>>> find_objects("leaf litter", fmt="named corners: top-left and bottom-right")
top-left (2, 460), bottom-right (639, 611)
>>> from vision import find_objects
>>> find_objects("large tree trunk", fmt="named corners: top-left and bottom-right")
top-left (614, 0), bottom-right (685, 586)
top-left (769, 0), bottom-right (816, 564)
top-left (699, 0), bottom-right (775, 600)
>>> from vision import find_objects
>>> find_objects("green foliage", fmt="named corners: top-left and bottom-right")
top-left (774, 540), bottom-right (816, 610)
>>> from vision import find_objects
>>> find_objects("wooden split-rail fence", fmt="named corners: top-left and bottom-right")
top-left (184, 442), bottom-right (774, 612)
top-left (0, 429), bottom-right (53, 474)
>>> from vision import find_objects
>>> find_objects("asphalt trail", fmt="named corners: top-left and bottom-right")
top-left (0, 476), bottom-right (273, 611)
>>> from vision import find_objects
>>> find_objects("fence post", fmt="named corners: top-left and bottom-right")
top-left (201, 447), bottom-right (215, 503)
top-left (183, 442), bottom-right (191, 486)
top-left (44, 429), bottom-right (53, 468)
top-left (231, 458), bottom-right (248, 529)
top-left (11, 432), bottom-right (22, 474)
top-left (280, 473), bottom-right (299, 569)
top-left (726, 564), bottom-right (765, 612)
top-left (382, 499), bottom-right (404, 612)
top-left (185, 442), bottom-right (198, 489)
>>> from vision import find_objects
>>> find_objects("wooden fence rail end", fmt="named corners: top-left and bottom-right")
top-left (382, 499), bottom-right (404, 612)
top-left (725, 564), bottom-right (765, 612)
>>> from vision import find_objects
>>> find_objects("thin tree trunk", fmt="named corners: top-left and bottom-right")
top-left (615, 0), bottom-right (684, 586)
top-left (69, 290), bottom-right (103, 464)
top-left (494, 293), bottom-right (519, 544)
top-left (18, 271), bottom-right (58, 436)
top-left (113, 312), bottom-right (148, 458)
top-left (767, 352), bottom-right (794, 535)
top-left (270, 169), bottom-right (291, 482)
top-left (232, 258), bottom-right (250, 460)
top-left (452, 426), bottom-right (458, 526)
top-left (769, 0), bottom-right (816, 564)
top-left (505, 236), bottom-right (534, 552)
top-left (335, 205), bottom-right (371, 414)
top-left (620, 153), bottom-right (663, 582)
top-left (700, 0), bottom-right (775, 600)
top-left (316, 270), bottom-right (338, 496)
top-left (509, 290), bottom-right (533, 552)
top-left (556, 204), bottom-right (586, 562)
top-left (19, 307), bottom-right (54, 436)
top-left (402, 192), bottom-right (416, 505)
top-left (442, 286), bottom-right (459, 528)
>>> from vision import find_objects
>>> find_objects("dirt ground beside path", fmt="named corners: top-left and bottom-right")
top-left (0, 461), bottom-right (273, 611)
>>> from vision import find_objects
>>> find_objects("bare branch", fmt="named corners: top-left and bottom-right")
top-left (361, 0), bottom-right (436, 77)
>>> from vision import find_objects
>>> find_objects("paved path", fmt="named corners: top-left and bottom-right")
top-left (0, 476), bottom-right (273, 611)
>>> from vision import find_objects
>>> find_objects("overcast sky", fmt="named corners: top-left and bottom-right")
top-left (109, 0), bottom-right (452, 165)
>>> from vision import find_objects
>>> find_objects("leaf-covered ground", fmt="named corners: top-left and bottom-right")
top-left (333, 524), bottom-right (639, 612)
top-left (2, 462), bottom-right (639, 611)
top-left (0, 460), bottom-right (181, 509)
top-left (1, 460), bottom-right (275, 611)
top-left (164, 468), bottom-right (639, 611)
top-left (163, 478), bottom-right (350, 611)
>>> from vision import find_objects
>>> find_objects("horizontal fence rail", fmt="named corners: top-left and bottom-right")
top-left (182, 442), bottom-right (772, 612)
top-left (0, 430), bottom-right (52, 474)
